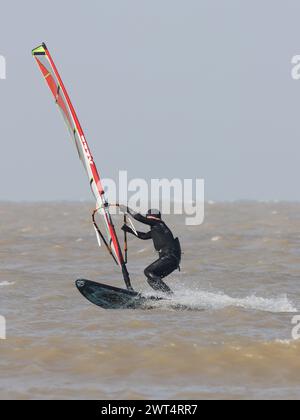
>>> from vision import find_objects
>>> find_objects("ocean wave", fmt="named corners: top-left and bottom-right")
top-left (0, 281), bottom-right (14, 287)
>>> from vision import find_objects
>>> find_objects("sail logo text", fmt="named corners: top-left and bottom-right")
top-left (81, 135), bottom-right (93, 164)
top-left (0, 55), bottom-right (6, 80)
top-left (0, 316), bottom-right (6, 340)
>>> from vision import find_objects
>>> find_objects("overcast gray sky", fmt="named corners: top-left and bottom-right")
top-left (0, 0), bottom-right (300, 201)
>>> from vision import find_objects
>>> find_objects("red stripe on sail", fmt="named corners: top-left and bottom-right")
top-left (35, 58), bottom-right (73, 129)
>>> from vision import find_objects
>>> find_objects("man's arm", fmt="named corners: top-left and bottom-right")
top-left (119, 205), bottom-right (157, 226)
top-left (122, 224), bottom-right (152, 240)
top-left (135, 230), bottom-right (152, 240)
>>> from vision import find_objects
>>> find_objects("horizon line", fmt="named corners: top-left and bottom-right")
top-left (0, 199), bottom-right (299, 204)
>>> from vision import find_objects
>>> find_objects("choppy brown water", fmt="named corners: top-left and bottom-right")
top-left (1, 202), bottom-right (300, 400)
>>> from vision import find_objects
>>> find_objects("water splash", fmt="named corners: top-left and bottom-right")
top-left (143, 288), bottom-right (297, 313)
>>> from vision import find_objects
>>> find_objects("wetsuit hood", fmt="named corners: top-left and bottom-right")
top-left (147, 209), bottom-right (162, 219)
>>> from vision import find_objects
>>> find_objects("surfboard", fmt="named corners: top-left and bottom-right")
top-left (75, 279), bottom-right (164, 310)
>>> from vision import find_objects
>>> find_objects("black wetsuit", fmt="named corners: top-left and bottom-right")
top-left (124, 209), bottom-right (181, 294)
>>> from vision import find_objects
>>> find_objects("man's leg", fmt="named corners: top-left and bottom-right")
top-left (144, 256), bottom-right (177, 294)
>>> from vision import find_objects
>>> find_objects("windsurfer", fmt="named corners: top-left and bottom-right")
top-left (119, 206), bottom-right (181, 294)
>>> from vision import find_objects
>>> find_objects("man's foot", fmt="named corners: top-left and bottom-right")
top-left (147, 276), bottom-right (173, 295)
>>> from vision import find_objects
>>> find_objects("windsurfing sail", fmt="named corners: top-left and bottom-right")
top-left (32, 43), bottom-right (132, 290)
